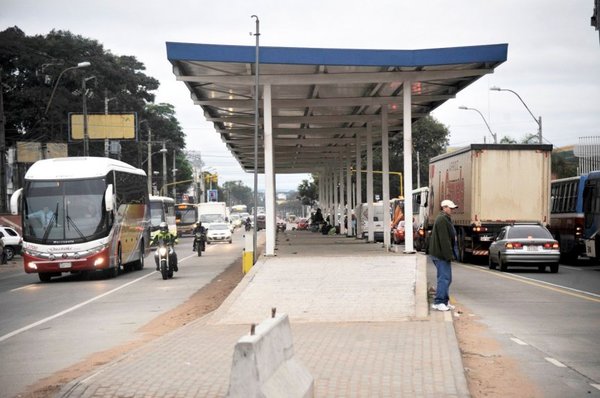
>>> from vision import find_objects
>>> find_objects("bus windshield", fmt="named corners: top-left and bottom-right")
top-left (23, 178), bottom-right (108, 244)
top-left (176, 206), bottom-right (197, 224)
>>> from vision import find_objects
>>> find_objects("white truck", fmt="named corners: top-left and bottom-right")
top-left (197, 202), bottom-right (228, 230)
top-left (425, 144), bottom-right (553, 262)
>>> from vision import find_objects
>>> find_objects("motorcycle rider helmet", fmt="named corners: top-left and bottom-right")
top-left (159, 222), bottom-right (168, 233)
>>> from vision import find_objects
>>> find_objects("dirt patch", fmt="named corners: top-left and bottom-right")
top-left (453, 306), bottom-right (542, 398)
top-left (16, 261), bottom-right (245, 398)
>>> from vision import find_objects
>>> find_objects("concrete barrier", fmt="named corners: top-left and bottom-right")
top-left (227, 314), bottom-right (314, 398)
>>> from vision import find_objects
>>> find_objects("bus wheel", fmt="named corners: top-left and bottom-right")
top-left (39, 273), bottom-right (52, 282)
top-left (106, 245), bottom-right (121, 278)
top-left (133, 241), bottom-right (145, 271)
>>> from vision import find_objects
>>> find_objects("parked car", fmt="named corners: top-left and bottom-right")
top-left (297, 218), bottom-right (309, 230)
top-left (206, 223), bottom-right (233, 244)
top-left (488, 223), bottom-right (560, 273)
top-left (0, 226), bottom-right (23, 261)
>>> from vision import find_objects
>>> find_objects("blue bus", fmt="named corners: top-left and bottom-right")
top-left (582, 171), bottom-right (600, 262)
top-left (550, 171), bottom-right (600, 262)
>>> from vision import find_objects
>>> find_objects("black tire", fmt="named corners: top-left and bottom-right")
top-left (550, 263), bottom-right (559, 273)
top-left (133, 240), bottom-right (145, 271)
top-left (38, 273), bottom-right (52, 282)
top-left (197, 246), bottom-right (202, 256)
top-left (4, 246), bottom-right (15, 261)
top-left (488, 254), bottom-right (496, 270)
top-left (499, 255), bottom-right (508, 272)
top-left (538, 265), bottom-right (546, 272)
top-left (161, 263), bottom-right (168, 280)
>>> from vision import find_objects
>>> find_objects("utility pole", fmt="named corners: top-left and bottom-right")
top-left (172, 150), bottom-right (177, 200)
top-left (0, 68), bottom-right (7, 213)
top-left (162, 141), bottom-right (167, 197)
top-left (147, 124), bottom-right (152, 195)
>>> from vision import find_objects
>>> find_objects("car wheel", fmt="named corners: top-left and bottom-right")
top-left (229, 239), bottom-right (232, 244)
top-left (499, 255), bottom-right (508, 272)
top-left (38, 273), bottom-right (52, 282)
top-left (4, 246), bottom-right (15, 261)
top-left (550, 263), bottom-right (559, 273)
top-left (488, 254), bottom-right (496, 270)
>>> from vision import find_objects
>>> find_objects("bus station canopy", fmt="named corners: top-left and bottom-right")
top-left (166, 42), bottom-right (508, 174)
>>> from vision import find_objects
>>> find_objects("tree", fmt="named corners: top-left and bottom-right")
top-left (221, 180), bottom-right (253, 207)
top-left (297, 178), bottom-right (318, 206)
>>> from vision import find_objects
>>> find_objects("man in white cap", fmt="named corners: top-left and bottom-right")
top-left (428, 199), bottom-right (458, 311)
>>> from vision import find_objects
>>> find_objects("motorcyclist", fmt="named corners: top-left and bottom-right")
top-left (152, 222), bottom-right (178, 272)
top-left (192, 222), bottom-right (207, 250)
top-left (245, 216), bottom-right (252, 231)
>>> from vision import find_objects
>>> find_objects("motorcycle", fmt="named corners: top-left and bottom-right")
top-left (154, 238), bottom-right (177, 279)
top-left (193, 231), bottom-right (207, 256)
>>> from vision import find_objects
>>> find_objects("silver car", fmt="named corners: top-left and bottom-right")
top-left (488, 223), bottom-right (560, 273)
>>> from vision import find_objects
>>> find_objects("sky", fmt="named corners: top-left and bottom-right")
top-left (2, 0), bottom-right (599, 190)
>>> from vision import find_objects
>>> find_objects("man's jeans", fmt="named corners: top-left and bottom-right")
top-left (431, 256), bottom-right (452, 305)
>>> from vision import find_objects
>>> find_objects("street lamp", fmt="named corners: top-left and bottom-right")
top-left (43, 61), bottom-right (91, 116)
top-left (490, 86), bottom-right (542, 144)
top-left (458, 105), bottom-right (497, 144)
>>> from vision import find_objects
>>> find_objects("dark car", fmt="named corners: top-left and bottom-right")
top-left (488, 223), bottom-right (560, 273)
top-left (256, 214), bottom-right (266, 231)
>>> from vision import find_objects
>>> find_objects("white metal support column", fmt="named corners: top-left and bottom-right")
top-left (346, 157), bottom-right (352, 237)
top-left (355, 133), bottom-right (363, 239)
top-left (339, 158), bottom-right (345, 235)
top-left (333, 166), bottom-right (338, 230)
top-left (366, 123), bottom-right (374, 243)
top-left (263, 84), bottom-right (275, 256)
top-left (403, 81), bottom-right (414, 253)
top-left (381, 106), bottom-right (391, 250)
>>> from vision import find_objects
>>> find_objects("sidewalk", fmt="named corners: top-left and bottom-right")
top-left (58, 231), bottom-right (469, 397)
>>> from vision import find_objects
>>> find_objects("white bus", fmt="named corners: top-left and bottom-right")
top-left (10, 157), bottom-right (150, 282)
top-left (149, 195), bottom-right (177, 244)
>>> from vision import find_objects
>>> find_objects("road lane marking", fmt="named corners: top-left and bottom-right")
top-left (545, 357), bottom-right (567, 368)
top-left (560, 265), bottom-right (582, 271)
top-left (591, 384), bottom-right (600, 391)
top-left (458, 264), bottom-right (600, 303)
top-left (11, 284), bottom-right (38, 292)
top-left (0, 272), bottom-right (156, 343)
top-left (510, 337), bottom-right (529, 346)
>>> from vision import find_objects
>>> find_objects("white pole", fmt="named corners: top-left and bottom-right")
top-left (382, 107), bottom-right (391, 250)
top-left (263, 84), bottom-right (275, 256)
top-left (367, 123), bottom-right (374, 243)
top-left (403, 82), bottom-right (414, 253)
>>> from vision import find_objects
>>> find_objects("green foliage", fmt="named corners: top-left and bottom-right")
top-left (221, 180), bottom-right (253, 207)
top-left (551, 150), bottom-right (578, 179)
top-left (297, 178), bottom-right (318, 206)
top-left (1, 26), bottom-right (193, 196)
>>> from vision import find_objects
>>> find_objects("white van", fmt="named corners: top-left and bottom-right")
top-left (357, 202), bottom-right (385, 242)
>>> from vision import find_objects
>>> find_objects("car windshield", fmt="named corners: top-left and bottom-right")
top-left (507, 226), bottom-right (552, 239)
top-left (210, 224), bottom-right (229, 230)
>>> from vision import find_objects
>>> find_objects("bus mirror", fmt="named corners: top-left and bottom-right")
top-left (10, 188), bottom-right (22, 215)
top-left (105, 184), bottom-right (115, 212)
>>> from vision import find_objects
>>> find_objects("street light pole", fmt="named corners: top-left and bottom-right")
top-left (490, 86), bottom-right (542, 144)
top-left (251, 14), bottom-right (260, 264)
top-left (458, 105), bottom-right (497, 144)
top-left (44, 62), bottom-right (91, 117)
top-left (82, 75), bottom-right (96, 156)
top-left (162, 141), bottom-right (167, 197)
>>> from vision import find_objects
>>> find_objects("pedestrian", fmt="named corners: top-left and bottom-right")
top-left (428, 199), bottom-right (459, 311)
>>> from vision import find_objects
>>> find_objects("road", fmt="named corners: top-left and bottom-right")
top-left (442, 258), bottom-right (600, 397)
top-left (0, 228), bottom-right (248, 398)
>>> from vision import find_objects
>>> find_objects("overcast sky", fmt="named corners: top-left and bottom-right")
top-left (2, 0), bottom-right (599, 190)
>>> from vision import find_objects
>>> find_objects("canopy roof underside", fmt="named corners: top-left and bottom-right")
top-left (167, 42), bottom-right (508, 173)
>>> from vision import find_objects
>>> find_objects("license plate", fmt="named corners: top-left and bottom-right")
top-left (526, 246), bottom-right (540, 252)
top-left (59, 262), bottom-right (72, 269)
